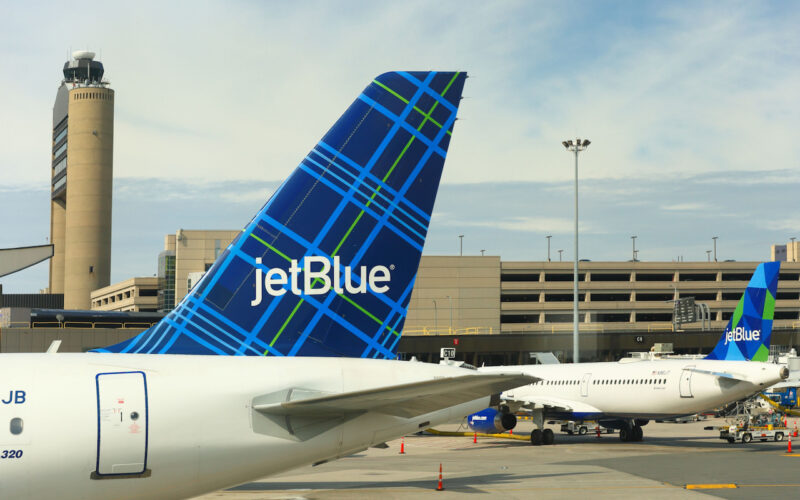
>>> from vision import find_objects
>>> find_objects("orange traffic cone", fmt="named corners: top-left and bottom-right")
top-left (473, 432), bottom-right (477, 444)
top-left (596, 426), bottom-right (601, 438)
top-left (509, 428), bottom-right (513, 435)
top-left (788, 436), bottom-right (793, 454)
top-left (400, 437), bottom-right (405, 454)
top-left (794, 421), bottom-right (798, 437)
top-left (436, 463), bottom-right (445, 491)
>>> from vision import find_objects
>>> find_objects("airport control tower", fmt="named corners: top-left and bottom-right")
top-left (50, 51), bottom-right (114, 309)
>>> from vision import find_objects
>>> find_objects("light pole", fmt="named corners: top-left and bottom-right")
top-left (446, 295), bottom-right (453, 334)
top-left (631, 235), bottom-right (637, 262)
top-left (546, 235), bottom-right (552, 262)
top-left (459, 235), bottom-right (464, 256)
top-left (562, 138), bottom-right (590, 363)
top-left (712, 236), bottom-right (718, 262)
top-left (432, 299), bottom-right (438, 333)
top-left (706, 250), bottom-right (711, 262)
top-left (558, 249), bottom-right (563, 262)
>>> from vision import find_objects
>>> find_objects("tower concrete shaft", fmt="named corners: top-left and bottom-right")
top-left (50, 51), bottom-right (114, 309)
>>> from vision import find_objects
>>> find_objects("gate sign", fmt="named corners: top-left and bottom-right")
top-left (440, 347), bottom-right (456, 359)
top-left (673, 297), bottom-right (696, 326)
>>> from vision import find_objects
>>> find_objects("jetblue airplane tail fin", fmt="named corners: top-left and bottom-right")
top-left (95, 71), bottom-right (467, 358)
top-left (704, 262), bottom-right (780, 361)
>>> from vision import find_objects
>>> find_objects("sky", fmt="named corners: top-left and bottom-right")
top-left (1, 1), bottom-right (799, 292)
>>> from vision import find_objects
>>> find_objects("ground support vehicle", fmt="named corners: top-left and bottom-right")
top-left (559, 421), bottom-right (613, 435)
top-left (718, 424), bottom-right (787, 444)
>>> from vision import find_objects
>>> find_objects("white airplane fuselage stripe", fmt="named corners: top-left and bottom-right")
top-left (0, 354), bottom-right (487, 500)
top-left (481, 359), bottom-right (785, 419)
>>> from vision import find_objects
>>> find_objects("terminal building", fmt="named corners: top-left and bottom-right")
top-left (400, 257), bottom-right (800, 364)
top-left (63, 230), bottom-right (799, 361)
top-left (61, 234), bottom-right (797, 362)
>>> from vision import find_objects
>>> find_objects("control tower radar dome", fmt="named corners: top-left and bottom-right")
top-left (63, 50), bottom-right (105, 84)
top-left (72, 50), bottom-right (95, 60)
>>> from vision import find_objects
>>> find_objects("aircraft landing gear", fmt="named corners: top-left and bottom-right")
top-left (529, 409), bottom-right (554, 445)
top-left (530, 428), bottom-right (555, 445)
top-left (619, 423), bottom-right (644, 442)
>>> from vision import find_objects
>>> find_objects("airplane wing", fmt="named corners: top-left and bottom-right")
top-left (254, 373), bottom-right (534, 419)
top-left (504, 395), bottom-right (602, 415)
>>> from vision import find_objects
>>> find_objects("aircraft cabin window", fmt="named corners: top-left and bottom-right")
top-left (10, 417), bottom-right (23, 435)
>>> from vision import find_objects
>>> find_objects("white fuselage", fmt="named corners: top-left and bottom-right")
top-left (0, 354), bottom-right (488, 500)
top-left (481, 359), bottom-right (786, 419)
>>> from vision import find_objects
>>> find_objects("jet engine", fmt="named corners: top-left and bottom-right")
top-left (467, 407), bottom-right (517, 433)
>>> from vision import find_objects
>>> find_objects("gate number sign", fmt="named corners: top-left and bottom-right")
top-left (440, 347), bottom-right (456, 359)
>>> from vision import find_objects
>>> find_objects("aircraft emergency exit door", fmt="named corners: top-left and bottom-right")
top-left (94, 371), bottom-right (149, 477)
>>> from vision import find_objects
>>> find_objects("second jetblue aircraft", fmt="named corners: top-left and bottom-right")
top-left (471, 262), bottom-right (788, 444)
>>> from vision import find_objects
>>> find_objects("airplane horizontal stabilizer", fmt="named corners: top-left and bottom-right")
top-left (689, 365), bottom-right (788, 383)
top-left (686, 367), bottom-right (748, 381)
top-left (254, 373), bottom-right (534, 419)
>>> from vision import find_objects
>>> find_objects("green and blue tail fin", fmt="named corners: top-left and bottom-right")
top-left (704, 262), bottom-right (780, 361)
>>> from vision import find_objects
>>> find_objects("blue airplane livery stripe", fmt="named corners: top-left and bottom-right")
top-left (308, 148), bottom-right (431, 231)
top-left (302, 152), bottom-right (430, 238)
top-left (94, 71), bottom-right (466, 358)
top-left (314, 142), bottom-right (433, 224)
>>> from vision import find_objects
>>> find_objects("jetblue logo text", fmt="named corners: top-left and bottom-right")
top-left (251, 256), bottom-right (390, 306)
top-left (724, 326), bottom-right (761, 345)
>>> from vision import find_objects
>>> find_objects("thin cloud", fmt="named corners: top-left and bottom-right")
top-left (661, 202), bottom-right (708, 211)
top-left (455, 216), bottom-right (592, 234)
